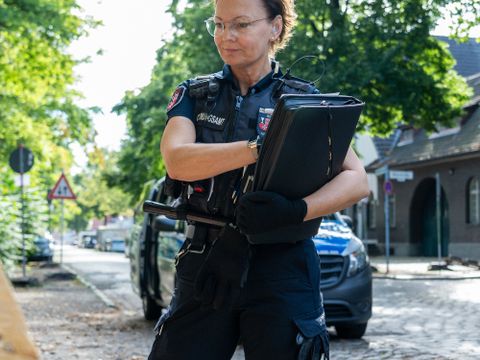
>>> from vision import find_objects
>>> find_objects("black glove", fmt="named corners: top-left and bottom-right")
top-left (194, 225), bottom-right (250, 310)
top-left (297, 335), bottom-right (329, 360)
top-left (236, 191), bottom-right (307, 235)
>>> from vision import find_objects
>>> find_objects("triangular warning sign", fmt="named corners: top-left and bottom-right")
top-left (49, 173), bottom-right (76, 200)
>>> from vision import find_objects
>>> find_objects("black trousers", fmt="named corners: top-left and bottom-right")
top-left (148, 238), bottom-right (328, 360)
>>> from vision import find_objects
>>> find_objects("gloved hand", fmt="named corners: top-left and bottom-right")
top-left (194, 225), bottom-right (250, 310)
top-left (297, 335), bottom-right (329, 360)
top-left (236, 191), bottom-right (307, 235)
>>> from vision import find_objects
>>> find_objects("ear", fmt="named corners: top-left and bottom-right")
top-left (271, 15), bottom-right (282, 39)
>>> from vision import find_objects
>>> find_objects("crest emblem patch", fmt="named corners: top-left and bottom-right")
top-left (167, 86), bottom-right (186, 112)
top-left (257, 107), bottom-right (274, 137)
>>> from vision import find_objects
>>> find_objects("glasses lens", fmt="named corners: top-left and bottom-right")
top-left (205, 18), bottom-right (216, 36)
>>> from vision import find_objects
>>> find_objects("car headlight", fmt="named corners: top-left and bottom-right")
top-left (342, 237), bottom-right (369, 277)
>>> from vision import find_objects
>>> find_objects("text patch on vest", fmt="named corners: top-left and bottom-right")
top-left (197, 112), bottom-right (227, 130)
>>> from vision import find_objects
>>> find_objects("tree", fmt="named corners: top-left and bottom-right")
top-left (279, 0), bottom-right (475, 134)
top-left (113, 0), bottom-right (478, 199)
top-left (67, 148), bottom-right (133, 232)
top-left (0, 0), bottom-right (97, 266)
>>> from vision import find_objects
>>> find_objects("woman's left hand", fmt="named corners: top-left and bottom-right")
top-left (236, 191), bottom-right (307, 234)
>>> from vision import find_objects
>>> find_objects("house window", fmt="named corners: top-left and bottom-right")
top-left (467, 177), bottom-right (480, 225)
top-left (397, 129), bottom-right (414, 147)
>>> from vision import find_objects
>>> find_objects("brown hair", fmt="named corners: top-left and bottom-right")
top-left (213, 0), bottom-right (297, 54)
top-left (260, 0), bottom-right (297, 54)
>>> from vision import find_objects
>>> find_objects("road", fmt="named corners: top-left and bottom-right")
top-left (61, 245), bottom-right (480, 359)
top-left (61, 244), bottom-right (141, 312)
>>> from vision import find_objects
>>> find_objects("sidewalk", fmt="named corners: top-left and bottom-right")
top-left (370, 256), bottom-right (480, 280)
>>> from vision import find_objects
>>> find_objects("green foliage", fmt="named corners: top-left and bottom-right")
top-left (113, 0), bottom-right (477, 200)
top-left (0, 180), bottom-right (50, 271)
top-left (277, 0), bottom-right (474, 134)
top-left (66, 148), bottom-right (133, 232)
top-left (0, 193), bottom-right (21, 270)
top-left (112, 0), bottom-right (219, 200)
top-left (0, 0), bottom-right (96, 264)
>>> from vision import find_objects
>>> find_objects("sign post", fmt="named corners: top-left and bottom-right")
top-left (9, 145), bottom-right (35, 278)
top-left (384, 167), bottom-right (391, 274)
top-left (376, 167), bottom-right (414, 274)
top-left (48, 173), bottom-right (76, 264)
top-left (436, 172), bottom-right (442, 263)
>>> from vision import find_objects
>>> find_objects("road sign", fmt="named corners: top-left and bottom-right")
top-left (9, 146), bottom-right (34, 174)
top-left (384, 180), bottom-right (394, 195)
top-left (389, 170), bottom-right (413, 182)
top-left (49, 174), bottom-right (76, 200)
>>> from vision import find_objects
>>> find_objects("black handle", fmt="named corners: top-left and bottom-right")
top-left (142, 200), bottom-right (229, 227)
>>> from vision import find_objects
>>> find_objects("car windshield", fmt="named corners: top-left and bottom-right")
top-left (34, 236), bottom-right (49, 244)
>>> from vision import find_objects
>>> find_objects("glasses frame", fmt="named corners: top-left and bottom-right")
top-left (204, 16), bottom-right (273, 37)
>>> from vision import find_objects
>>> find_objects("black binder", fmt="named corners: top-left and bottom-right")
top-left (248, 94), bottom-right (364, 244)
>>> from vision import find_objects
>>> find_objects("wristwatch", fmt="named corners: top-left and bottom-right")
top-left (247, 136), bottom-right (260, 160)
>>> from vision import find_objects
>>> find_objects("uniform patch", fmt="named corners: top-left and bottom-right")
top-left (257, 107), bottom-right (274, 137)
top-left (196, 112), bottom-right (226, 130)
top-left (167, 86), bottom-right (186, 112)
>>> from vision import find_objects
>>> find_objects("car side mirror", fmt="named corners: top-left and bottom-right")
top-left (152, 216), bottom-right (176, 232)
top-left (152, 215), bottom-right (185, 233)
top-left (340, 215), bottom-right (353, 229)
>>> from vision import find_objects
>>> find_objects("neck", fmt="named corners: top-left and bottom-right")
top-left (231, 57), bottom-right (272, 95)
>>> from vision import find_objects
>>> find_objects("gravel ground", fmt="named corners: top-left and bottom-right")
top-left (13, 264), bottom-right (155, 360)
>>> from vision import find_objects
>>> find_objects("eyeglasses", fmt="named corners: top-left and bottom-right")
top-left (204, 17), bottom-right (272, 37)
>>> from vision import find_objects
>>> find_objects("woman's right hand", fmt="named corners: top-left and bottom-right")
top-left (235, 191), bottom-right (307, 235)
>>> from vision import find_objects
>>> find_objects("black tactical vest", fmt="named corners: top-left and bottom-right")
top-left (182, 65), bottom-right (319, 222)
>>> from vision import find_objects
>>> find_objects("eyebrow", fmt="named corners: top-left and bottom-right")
top-left (214, 15), bottom-right (252, 21)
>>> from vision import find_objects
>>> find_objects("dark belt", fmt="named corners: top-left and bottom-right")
top-left (175, 224), bottom-right (222, 266)
top-left (186, 223), bottom-right (222, 251)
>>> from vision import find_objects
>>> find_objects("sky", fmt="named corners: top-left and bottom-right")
top-left (68, 0), bottom-right (174, 170)
top-left (68, 1), bottom-right (479, 171)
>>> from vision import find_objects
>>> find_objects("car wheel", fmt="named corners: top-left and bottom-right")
top-left (335, 322), bottom-right (368, 339)
top-left (142, 294), bottom-right (163, 321)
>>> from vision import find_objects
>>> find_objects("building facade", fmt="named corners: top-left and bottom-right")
top-left (362, 37), bottom-right (480, 259)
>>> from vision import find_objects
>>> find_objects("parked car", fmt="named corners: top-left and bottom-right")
top-left (28, 235), bottom-right (54, 262)
top-left (78, 231), bottom-right (97, 249)
top-left (129, 178), bottom-right (372, 338)
top-left (96, 227), bottom-right (129, 252)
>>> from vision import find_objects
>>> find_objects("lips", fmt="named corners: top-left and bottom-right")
top-left (222, 48), bottom-right (240, 53)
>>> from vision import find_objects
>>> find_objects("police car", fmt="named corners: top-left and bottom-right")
top-left (129, 178), bottom-right (372, 339)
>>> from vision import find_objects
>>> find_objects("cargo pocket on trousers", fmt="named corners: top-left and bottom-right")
top-left (294, 313), bottom-right (329, 360)
top-left (175, 241), bottom-right (209, 283)
top-left (153, 309), bottom-right (170, 335)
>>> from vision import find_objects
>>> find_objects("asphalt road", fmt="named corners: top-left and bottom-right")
top-left (60, 244), bottom-right (141, 311)
top-left (60, 245), bottom-right (480, 359)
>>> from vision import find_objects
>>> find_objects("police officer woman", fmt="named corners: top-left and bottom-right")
top-left (150, 0), bottom-right (369, 359)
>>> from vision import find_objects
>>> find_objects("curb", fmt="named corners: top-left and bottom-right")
top-left (373, 273), bottom-right (480, 281)
top-left (62, 264), bottom-right (118, 309)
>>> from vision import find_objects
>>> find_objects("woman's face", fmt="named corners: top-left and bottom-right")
top-left (213, 0), bottom-right (278, 70)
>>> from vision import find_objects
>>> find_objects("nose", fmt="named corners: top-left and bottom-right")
top-left (221, 23), bottom-right (237, 40)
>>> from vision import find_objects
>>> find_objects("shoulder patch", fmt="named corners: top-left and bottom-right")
top-left (167, 86), bottom-right (186, 112)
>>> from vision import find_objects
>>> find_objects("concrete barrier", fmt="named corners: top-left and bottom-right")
top-left (0, 264), bottom-right (40, 360)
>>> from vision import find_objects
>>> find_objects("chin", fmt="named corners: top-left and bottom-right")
top-left (221, 55), bottom-right (241, 65)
